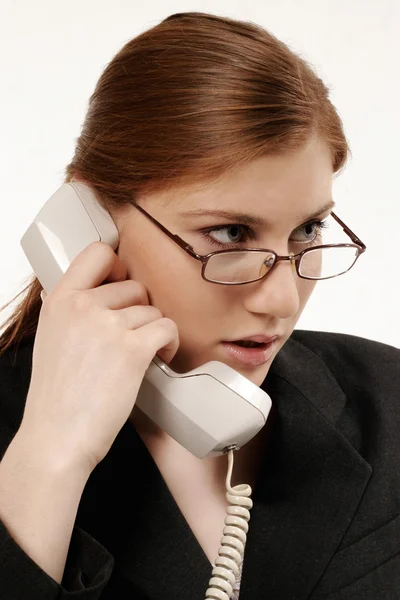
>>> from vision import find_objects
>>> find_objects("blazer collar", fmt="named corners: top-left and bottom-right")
top-left (78, 334), bottom-right (372, 600)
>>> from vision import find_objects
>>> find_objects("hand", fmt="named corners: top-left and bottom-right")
top-left (21, 242), bottom-right (179, 475)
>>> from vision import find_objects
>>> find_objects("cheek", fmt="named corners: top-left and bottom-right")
top-left (297, 278), bottom-right (317, 312)
top-left (122, 245), bottom-right (217, 329)
top-left (154, 278), bottom-right (222, 333)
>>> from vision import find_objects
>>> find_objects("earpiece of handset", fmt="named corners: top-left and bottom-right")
top-left (20, 181), bottom-right (119, 296)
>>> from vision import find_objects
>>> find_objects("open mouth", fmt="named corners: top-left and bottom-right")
top-left (231, 340), bottom-right (266, 348)
top-left (220, 338), bottom-right (277, 366)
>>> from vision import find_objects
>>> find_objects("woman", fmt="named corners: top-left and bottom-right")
top-left (0, 11), bottom-right (398, 600)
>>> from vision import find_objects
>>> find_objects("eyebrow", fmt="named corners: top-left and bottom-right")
top-left (179, 200), bottom-right (336, 227)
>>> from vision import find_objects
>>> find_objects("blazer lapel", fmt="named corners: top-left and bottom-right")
top-left (239, 337), bottom-right (372, 600)
top-left (78, 334), bottom-right (372, 600)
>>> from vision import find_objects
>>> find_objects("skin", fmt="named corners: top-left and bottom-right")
top-left (110, 133), bottom-right (335, 494)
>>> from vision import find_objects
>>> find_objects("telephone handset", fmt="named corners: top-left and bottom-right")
top-left (20, 181), bottom-right (272, 458)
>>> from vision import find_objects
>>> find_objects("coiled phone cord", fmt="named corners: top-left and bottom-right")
top-left (204, 447), bottom-right (253, 600)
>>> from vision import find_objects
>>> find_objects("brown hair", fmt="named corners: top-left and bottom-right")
top-left (0, 11), bottom-right (349, 358)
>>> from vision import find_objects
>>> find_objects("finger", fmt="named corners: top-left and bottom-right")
top-left (56, 242), bottom-right (127, 293)
top-left (135, 319), bottom-right (180, 366)
top-left (90, 280), bottom-right (149, 309)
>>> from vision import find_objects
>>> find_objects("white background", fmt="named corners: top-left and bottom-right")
top-left (1, 0), bottom-right (399, 348)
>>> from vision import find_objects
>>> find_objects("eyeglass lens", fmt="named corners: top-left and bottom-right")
top-left (204, 245), bottom-right (359, 283)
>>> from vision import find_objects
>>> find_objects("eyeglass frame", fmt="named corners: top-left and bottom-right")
top-left (130, 202), bottom-right (367, 285)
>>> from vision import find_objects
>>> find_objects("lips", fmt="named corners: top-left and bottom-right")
top-left (221, 338), bottom-right (278, 366)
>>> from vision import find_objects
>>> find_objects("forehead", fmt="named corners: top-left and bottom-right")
top-left (159, 135), bottom-right (334, 220)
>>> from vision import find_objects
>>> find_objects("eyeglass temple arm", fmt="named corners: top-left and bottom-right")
top-left (132, 202), bottom-right (201, 257)
top-left (331, 212), bottom-right (366, 251)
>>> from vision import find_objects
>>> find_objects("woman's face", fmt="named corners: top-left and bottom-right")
top-left (114, 135), bottom-right (334, 387)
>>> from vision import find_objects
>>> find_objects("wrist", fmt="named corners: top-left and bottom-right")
top-left (9, 422), bottom-right (92, 485)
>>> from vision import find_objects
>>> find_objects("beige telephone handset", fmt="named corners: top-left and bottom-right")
top-left (20, 181), bottom-right (272, 459)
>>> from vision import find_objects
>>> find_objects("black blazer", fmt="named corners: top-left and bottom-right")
top-left (0, 330), bottom-right (399, 600)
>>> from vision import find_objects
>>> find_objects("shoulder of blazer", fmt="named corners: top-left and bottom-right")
top-left (277, 330), bottom-right (400, 464)
top-left (289, 329), bottom-right (399, 397)
top-left (285, 329), bottom-right (400, 474)
top-left (290, 328), bottom-right (398, 359)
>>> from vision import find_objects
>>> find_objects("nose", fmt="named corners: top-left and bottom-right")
top-left (243, 257), bottom-right (301, 319)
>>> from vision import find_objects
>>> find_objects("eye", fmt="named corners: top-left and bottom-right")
top-left (198, 218), bottom-right (330, 250)
top-left (199, 224), bottom-right (256, 248)
top-left (290, 219), bottom-right (329, 245)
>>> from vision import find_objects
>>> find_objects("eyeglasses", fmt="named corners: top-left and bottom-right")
top-left (131, 203), bottom-right (366, 285)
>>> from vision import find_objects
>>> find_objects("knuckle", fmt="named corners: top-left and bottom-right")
top-left (70, 291), bottom-right (93, 312)
top-left (104, 310), bottom-right (122, 328)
